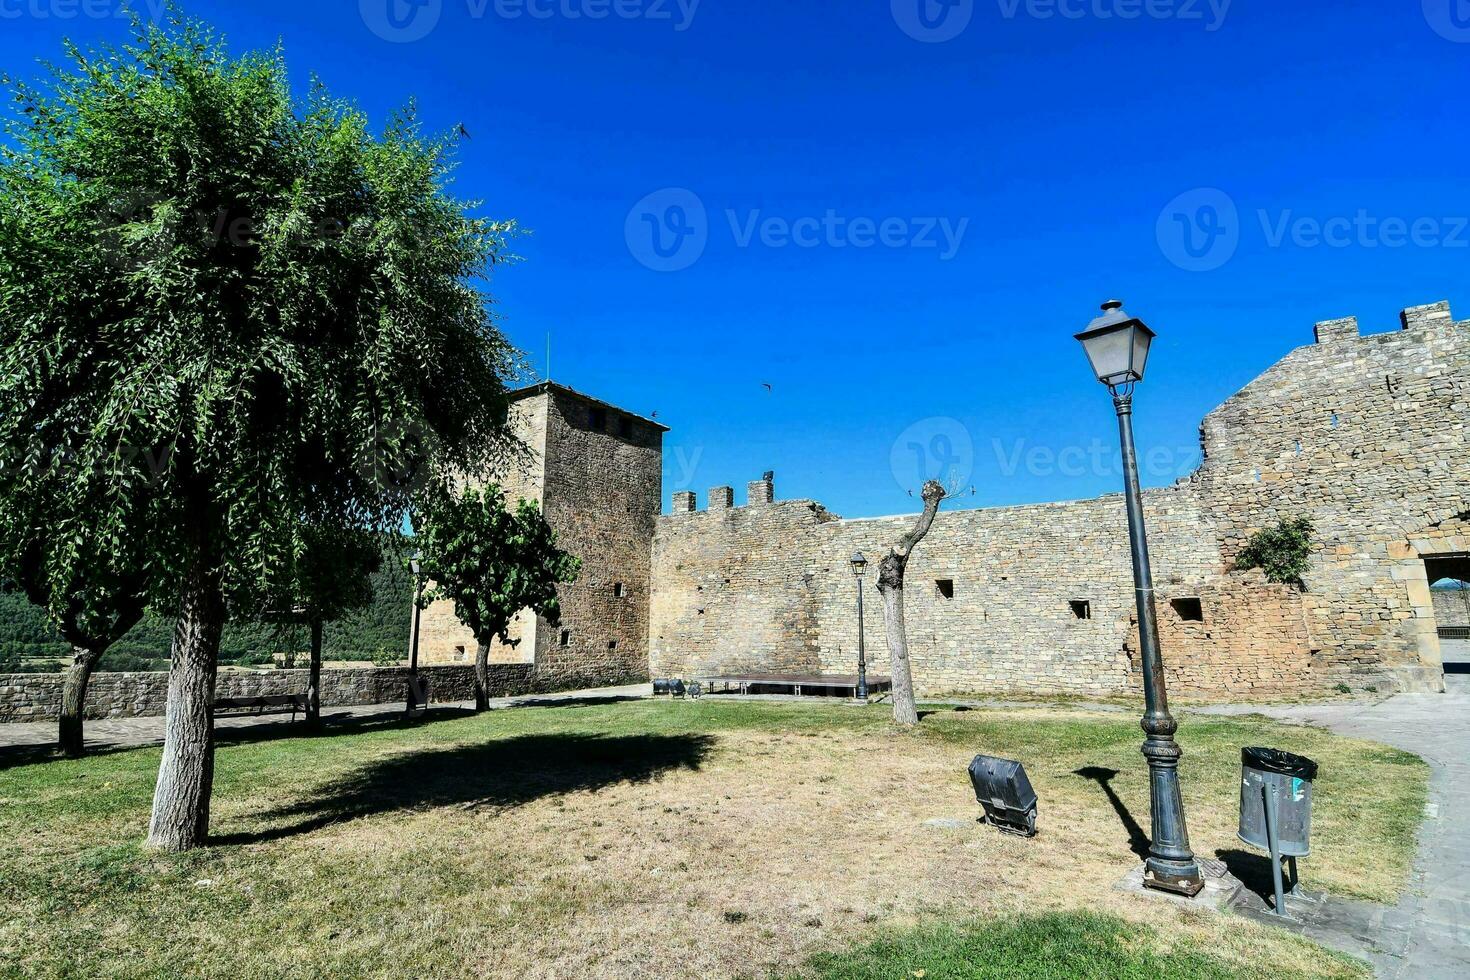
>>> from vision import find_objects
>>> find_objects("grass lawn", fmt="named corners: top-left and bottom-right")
top-left (0, 700), bottom-right (1427, 978)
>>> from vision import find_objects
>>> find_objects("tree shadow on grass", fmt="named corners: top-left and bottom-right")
top-left (1073, 766), bottom-right (1151, 861)
top-left (0, 707), bottom-right (478, 771)
top-left (212, 731), bottom-right (715, 845)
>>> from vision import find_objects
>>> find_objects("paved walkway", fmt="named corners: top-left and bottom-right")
top-left (0, 684), bottom-right (651, 763)
top-left (1201, 670), bottom-right (1470, 979)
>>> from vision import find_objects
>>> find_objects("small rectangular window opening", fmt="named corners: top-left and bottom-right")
top-left (936, 579), bottom-right (955, 600)
top-left (607, 640), bottom-right (618, 650)
top-left (1171, 597), bottom-right (1205, 622)
top-left (453, 645), bottom-right (466, 662)
top-left (1069, 600), bottom-right (1092, 620)
top-left (614, 582), bottom-right (627, 598)
top-left (589, 407), bottom-right (608, 430)
top-left (559, 629), bottom-right (571, 647)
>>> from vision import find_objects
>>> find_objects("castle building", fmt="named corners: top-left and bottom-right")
top-left (421, 300), bottom-right (1469, 698)
top-left (415, 382), bottom-right (666, 690)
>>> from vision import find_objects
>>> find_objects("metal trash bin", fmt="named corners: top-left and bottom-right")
top-left (1239, 747), bottom-right (1317, 856)
top-left (1238, 746), bottom-right (1317, 916)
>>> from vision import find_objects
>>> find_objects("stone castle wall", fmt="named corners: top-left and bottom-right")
top-left (1434, 586), bottom-right (1470, 628)
top-left (651, 301), bottom-right (1469, 697)
top-left (533, 386), bottom-right (662, 687)
top-left (0, 663), bottom-right (536, 723)
top-left (415, 383), bottom-right (663, 692)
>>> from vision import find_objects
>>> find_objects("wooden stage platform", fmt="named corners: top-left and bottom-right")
top-left (694, 673), bottom-right (892, 698)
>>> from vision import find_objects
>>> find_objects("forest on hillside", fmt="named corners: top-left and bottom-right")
top-left (0, 540), bottom-right (416, 673)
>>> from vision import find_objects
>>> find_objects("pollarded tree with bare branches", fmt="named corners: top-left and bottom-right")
top-left (877, 480), bottom-right (946, 726)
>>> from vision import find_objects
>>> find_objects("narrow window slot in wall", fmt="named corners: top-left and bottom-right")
top-left (1171, 597), bottom-right (1204, 622)
top-left (1069, 600), bottom-right (1092, 620)
top-left (613, 582), bottom-right (626, 598)
top-left (559, 629), bottom-right (571, 647)
top-left (453, 645), bottom-right (466, 663)
top-left (936, 579), bottom-right (955, 600)
top-left (607, 640), bottom-right (618, 650)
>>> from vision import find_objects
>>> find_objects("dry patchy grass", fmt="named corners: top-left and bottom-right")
top-left (0, 700), bottom-right (1424, 978)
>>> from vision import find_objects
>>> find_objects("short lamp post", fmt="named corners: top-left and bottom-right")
top-left (1075, 299), bottom-right (1204, 897)
top-left (850, 551), bottom-right (869, 702)
top-left (406, 552), bottom-right (424, 716)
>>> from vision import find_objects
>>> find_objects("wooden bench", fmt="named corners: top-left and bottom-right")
top-left (213, 694), bottom-right (309, 722)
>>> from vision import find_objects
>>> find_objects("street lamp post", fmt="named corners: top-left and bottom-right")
top-left (406, 552), bottom-right (423, 716)
top-left (1075, 299), bottom-right (1204, 898)
top-left (850, 552), bottom-right (869, 702)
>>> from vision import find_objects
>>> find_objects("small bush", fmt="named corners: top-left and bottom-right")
top-left (1235, 517), bottom-right (1315, 585)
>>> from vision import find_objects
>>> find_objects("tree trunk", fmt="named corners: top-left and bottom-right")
top-left (307, 616), bottom-right (323, 727)
top-left (147, 560), bottom-right (225, 852)
top-left (878, 582), bottom-right (920, 725)
top-left (876, 480), bottom-right (946, 727)
top-left (58, 644), bottom-right (102, 758)
top-left (474, 642), bottom-right (490, 712)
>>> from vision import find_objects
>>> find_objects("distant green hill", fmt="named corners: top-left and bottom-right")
top-left (0, 542), bottom-right (415, 673)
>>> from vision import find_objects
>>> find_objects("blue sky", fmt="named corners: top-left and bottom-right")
top-left (4, 1), bottom-right (1468, 517)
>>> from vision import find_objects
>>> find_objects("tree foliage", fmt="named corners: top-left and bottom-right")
top-left (1234, 517), bottom-right (1315, 586)
top-left (0, 12), bottom-right (522, 848)
top-left (415, 487), bottom-right (580, 709)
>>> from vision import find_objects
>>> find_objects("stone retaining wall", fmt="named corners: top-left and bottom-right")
top-left (0, 663), bottom-right (540, 723)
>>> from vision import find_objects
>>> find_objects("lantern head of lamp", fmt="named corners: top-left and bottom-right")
top-left (850, 552), bottom-right (868, 578)
top-left (410, 552), bottom-right (422, 577)
top-left (1075, 299), bottom-right (1155, 391)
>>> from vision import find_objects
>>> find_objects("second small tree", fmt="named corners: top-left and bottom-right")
top-left (414, 487), bottom-right (580, 710)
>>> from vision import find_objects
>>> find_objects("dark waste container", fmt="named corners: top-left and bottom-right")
top-left (968, 755), bottom-right (1038, 837)
top-left (1238, 747), bottom-right (1317, 857)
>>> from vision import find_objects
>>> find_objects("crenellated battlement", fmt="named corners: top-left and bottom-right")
top-left (1314, 299), bottom-right (1461, 345)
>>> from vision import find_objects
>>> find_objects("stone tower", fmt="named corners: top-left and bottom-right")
top-left (417, 382), bottom-right (666, 689)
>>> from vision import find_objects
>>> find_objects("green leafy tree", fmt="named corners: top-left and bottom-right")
top-left (261, 526), bottom-right (383, 726)
top-left (415, 487), bottom-right (580, 711)
top-left (0, 15), bottom-right (518, 851)
top-left (1235, 517), bottom-right (1315, 586)
top-left (0, 498), bottom-right (154, 756)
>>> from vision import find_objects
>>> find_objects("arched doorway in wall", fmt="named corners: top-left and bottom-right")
top-left (1426, 555), bottom-right (1470, 675)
